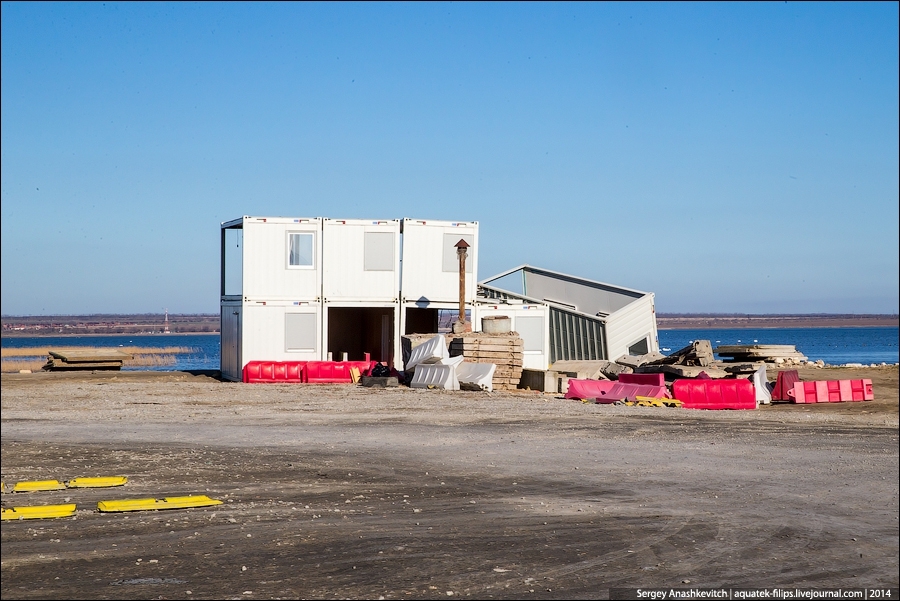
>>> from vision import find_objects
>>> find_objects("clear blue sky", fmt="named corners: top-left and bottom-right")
top-left (2, 2), bottom-right (898, 315)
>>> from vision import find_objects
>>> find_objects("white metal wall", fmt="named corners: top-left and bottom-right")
top-left (322, 219), bottom-right (400, 302)
top-left (241, 300), bottom-right (323, 364)
top-left (242, 217), bottom-right (322, 301)
top-left (400, 219), bottom-right (478, 305)
top-left (603, 294), bottom-right (659, 360)
top-left (473, 302), bottom-right (550, 370)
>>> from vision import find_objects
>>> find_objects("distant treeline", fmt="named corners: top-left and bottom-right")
top-left (1, 313), bottom-right (220, 336)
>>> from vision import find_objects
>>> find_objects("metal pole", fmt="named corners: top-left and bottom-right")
top-left (453, 239), bottom-right (470, 333)
top-left (458, 247), bottom-right (467, 323)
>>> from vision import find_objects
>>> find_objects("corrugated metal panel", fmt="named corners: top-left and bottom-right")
top-left (548, 307), bottom-right (606, 363)
top-left (322, 219), bottom-right (400, 302)
top-left (400, 219), bottom-right (478, 304)
top-left (241, 218), bottom-right (322, 301)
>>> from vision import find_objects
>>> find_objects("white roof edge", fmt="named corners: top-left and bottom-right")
top-left (401, 218), bottom-right (479, 226)
top-left (480, 264), bottom-right (650, 297)
top-left (479, 264), bottom-right (531, 285)
top-left (478, 282), bottom-right (609, 322)
top-left (221, 216), bottom-right (247, 228)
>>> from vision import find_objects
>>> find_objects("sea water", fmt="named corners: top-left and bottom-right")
top-left (2, 327), bottom-right (897, 371)
top-left (658, 327), bottom-right (898, 366)
top-left (1, 334), bottom-right (220, 371)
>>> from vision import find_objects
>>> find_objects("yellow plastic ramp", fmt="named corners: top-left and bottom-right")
top-left (1, 504), bottom-right (77, 520)
top-left (66, 476), bottom-right (128, 489)
top-left (634, 396), bottom-right (683, 408)
top-left (12, 480), bottom-right (66, 492)
top-left (97, 495), bottom-right (223, 513)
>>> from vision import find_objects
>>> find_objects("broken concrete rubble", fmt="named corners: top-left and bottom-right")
top-left (614, 352), bottom-right (667, 369)
top-left (645, 340), bottom-right (715, 368)
top-left (715, 344), bottom-right (808, 364)
top-left (550, 360), bottom-right (610, 381)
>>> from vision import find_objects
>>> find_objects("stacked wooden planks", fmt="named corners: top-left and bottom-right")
top-left (449, 333), bottom-right (523, 391)
top-left (43, 350), bottom-right (133, 371)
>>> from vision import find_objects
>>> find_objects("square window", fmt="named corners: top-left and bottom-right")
top-left (288, 232), bottom-right (315, 269)
top-left (285, 313), bottom-right (317, 352)
top-left (364, 232), bottom-right (395, 271)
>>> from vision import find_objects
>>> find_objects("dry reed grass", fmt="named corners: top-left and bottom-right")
top-left (1, 346), bottom-right (194, 358)
top-left (1, 348), bottom-right (182, 372)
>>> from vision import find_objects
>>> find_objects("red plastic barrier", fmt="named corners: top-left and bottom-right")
top-left (347, 360), bottom-right (379, 377)
top-left (305, 361), bottom-right (379, 383)
top-left (618, 373), bottom-right (665, 386)
top-left (771, 370), bottom-right (800, 401)
top-left (788, 379), bottom-right (873, 403)
top-left (594, 383), bottom-right (669, 403)
top-left (672, 379), bottom-right (756, 410)
top-left (564, 379), bottom-right (668, 402)
top-left (243, 361), bottom-right (307, 383)
top-left (564, 379), bottom-right (616, 400)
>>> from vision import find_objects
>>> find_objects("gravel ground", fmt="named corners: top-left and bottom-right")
top-left (1, 366), bottom-right (898, 600)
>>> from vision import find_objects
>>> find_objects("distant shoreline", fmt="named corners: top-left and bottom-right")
top-left (656, 315), bottom-right (898, 330)
top-left (1, 331), bottom-right (219, 339)
top-left (2, 314), bottom-right (898, 336)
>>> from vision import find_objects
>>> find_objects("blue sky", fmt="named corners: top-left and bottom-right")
top-left (2, 2), bottom-right (898, 315)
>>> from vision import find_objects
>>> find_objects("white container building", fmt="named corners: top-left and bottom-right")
top-left (399, 219), bottom-right (479, 337)
top-left (221, 216), bottom-right (658, 382)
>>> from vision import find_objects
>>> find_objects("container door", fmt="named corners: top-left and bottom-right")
top-left (220, 304), bottom-right (242, 381)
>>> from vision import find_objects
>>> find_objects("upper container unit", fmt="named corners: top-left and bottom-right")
top-left (321, 219), bottom-right (401, 302)
top-left (230, 216), bottom-right (323, 301)
top-left (400, 219), bottom-right (479, 306)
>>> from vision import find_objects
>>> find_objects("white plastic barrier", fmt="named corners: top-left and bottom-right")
top-left (439, 355), bottom-right (464, 367)
top-left (409, 363), bottom-right (460, 390)
top-left (456, 362), bottom-right (496, 392)
top-left (406, 334), bottom-right (449, 371)
top-left (752, 366), bottom-right (771, 405)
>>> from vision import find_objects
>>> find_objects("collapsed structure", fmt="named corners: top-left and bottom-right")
top-left (219, 216), bottom-right (659, 383)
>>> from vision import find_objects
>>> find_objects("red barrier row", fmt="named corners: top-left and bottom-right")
top-left (672, 379), bottom-right (756, 410)
top-left (243, 361), bottom-right (307, 383)
top-left (243, 360), bottom-right (379, 384)
top-left (788, 379), bottom-right (873, 403)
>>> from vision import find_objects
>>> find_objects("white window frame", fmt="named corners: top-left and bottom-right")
top-left (287, 231), bottom-right (316, 270)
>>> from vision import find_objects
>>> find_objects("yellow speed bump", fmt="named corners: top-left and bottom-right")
top-left (1, 504), bottom-right (77, 520)
top-left (12, 480), bottom-right (66, 492)
top-left (632, 396), bottom-right (683, 408)
top-left (97, 495), bottom-right (223, 513)
top-left (67, 476), bottom-right (128, 489)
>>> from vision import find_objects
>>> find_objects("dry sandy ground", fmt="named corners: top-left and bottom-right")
top-left (1, 366), bottom-right (898, 600)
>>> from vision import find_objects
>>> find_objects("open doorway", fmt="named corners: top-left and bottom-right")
top-left (327, 307), bottom-right (394, 365)
top-left (404, 308), bottom-right (472, 335)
